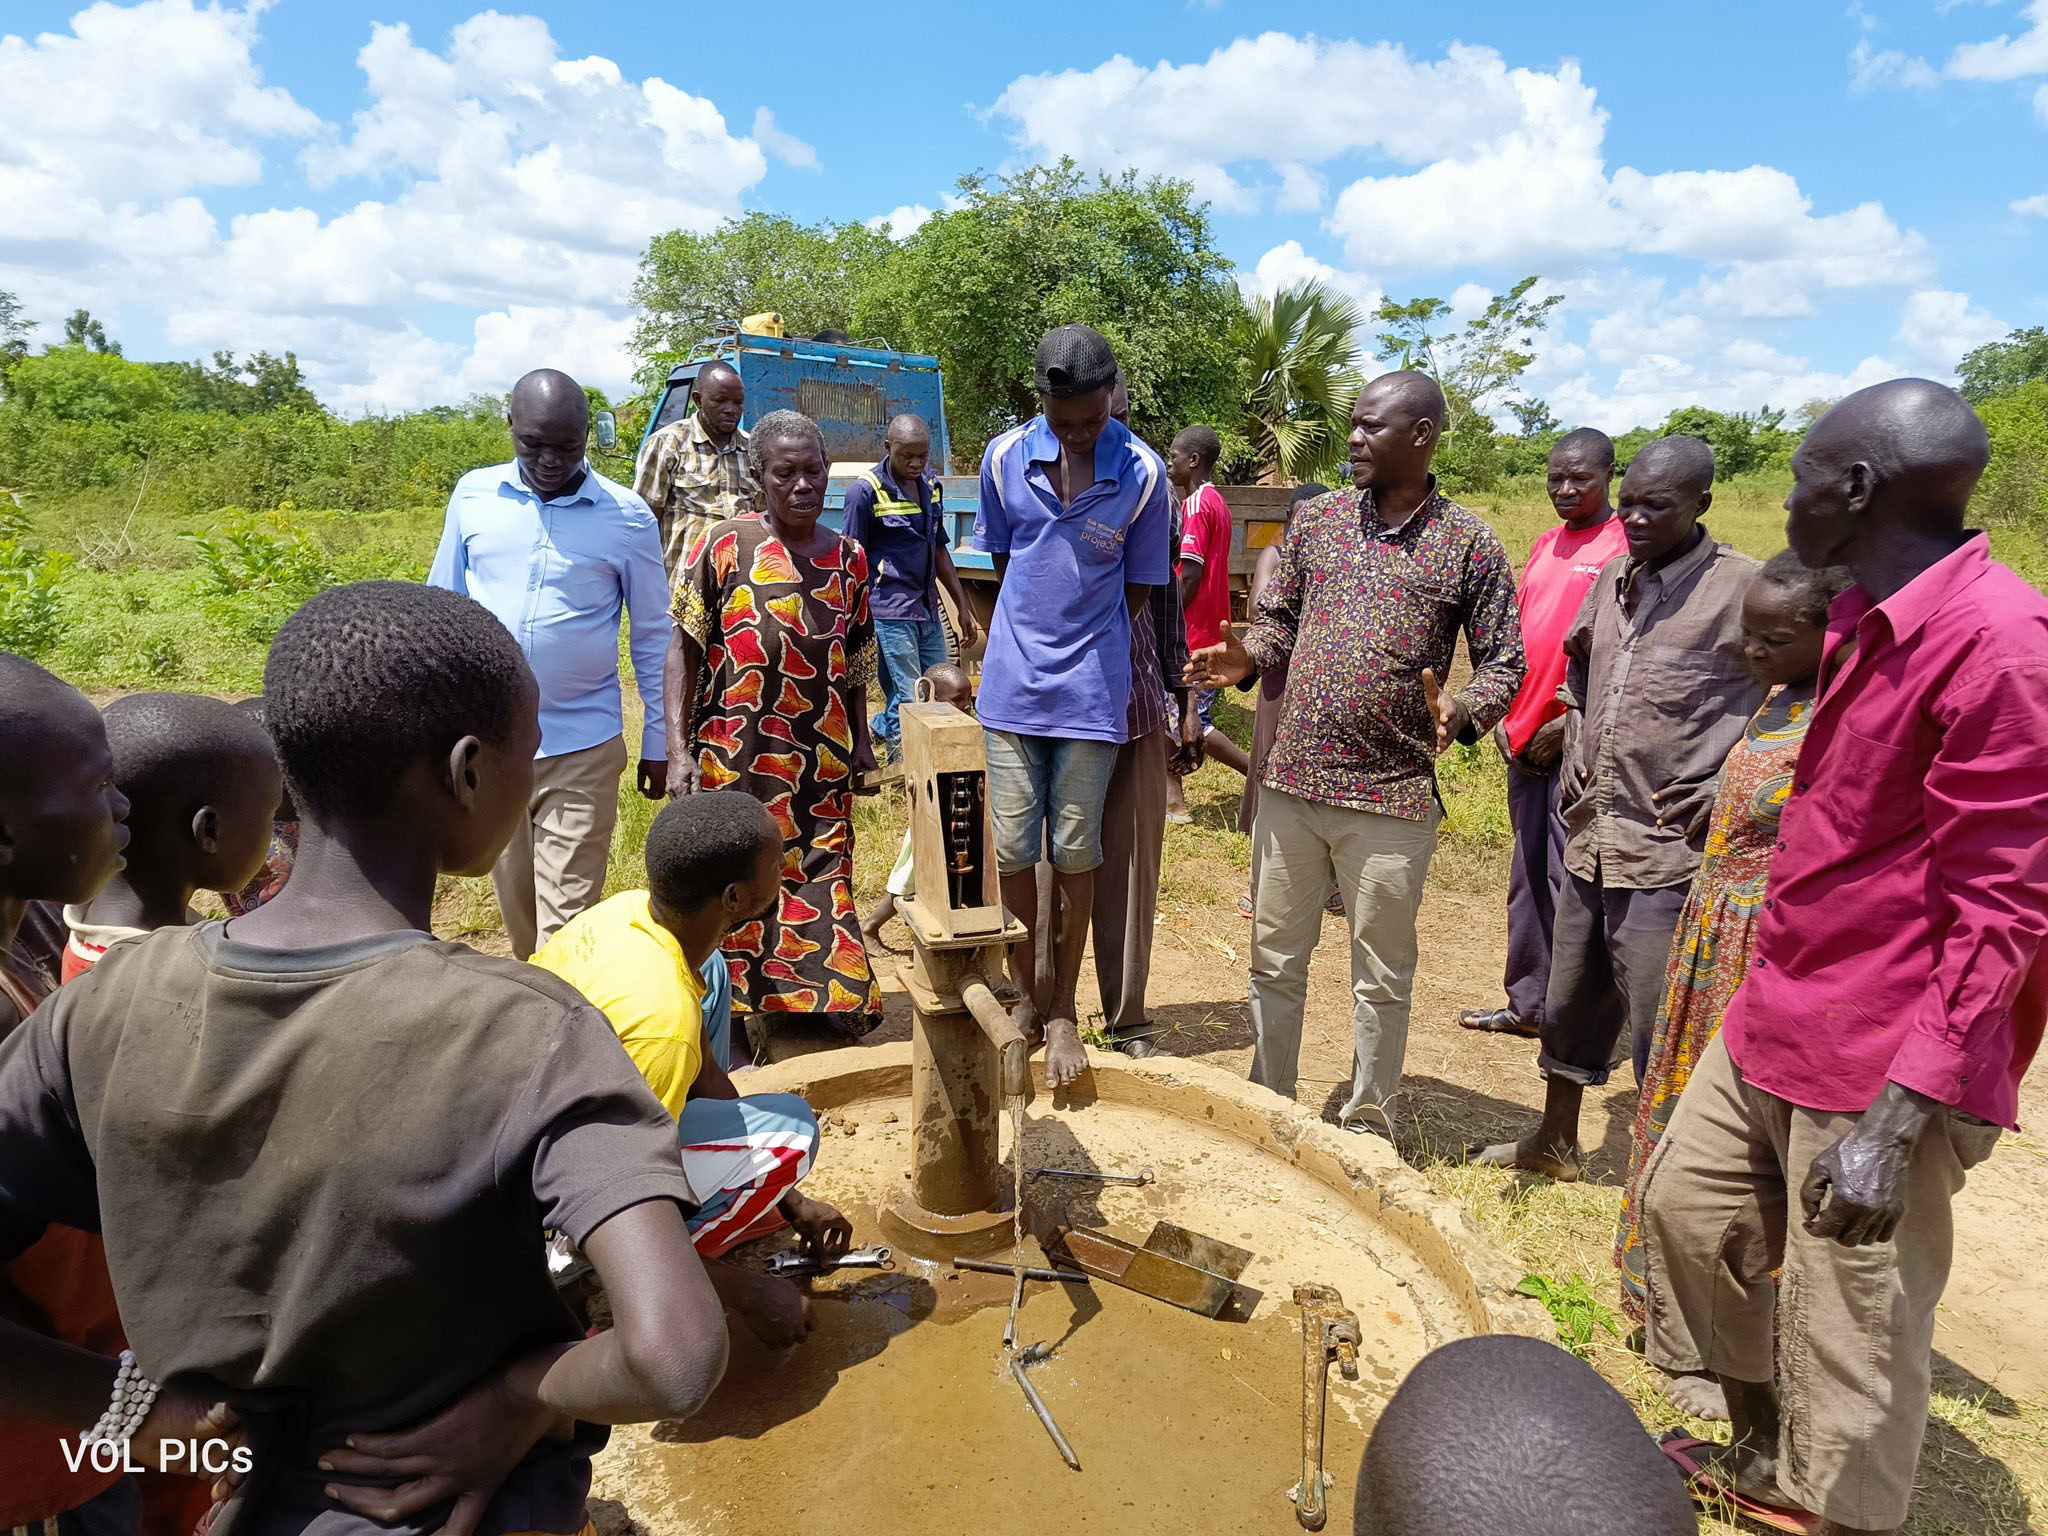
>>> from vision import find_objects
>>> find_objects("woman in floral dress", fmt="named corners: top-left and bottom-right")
top-left (667, 409), bottom-right (882, 1041)
top-left (1616, 551), bottom-right (1852, 1327)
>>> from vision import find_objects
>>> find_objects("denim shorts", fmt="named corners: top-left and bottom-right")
top-left (1194, 687), bottom-right (1220, 731)
top-left (983, 729), bottom-right (1119, 876)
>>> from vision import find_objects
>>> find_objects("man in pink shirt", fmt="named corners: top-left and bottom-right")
top-left (1640, 379), bottom-right (2048, 1535)
top-left (1168, 426), bottom-right (1250, 819)
top-left (1458, 428), bottom-right (1628, 1038)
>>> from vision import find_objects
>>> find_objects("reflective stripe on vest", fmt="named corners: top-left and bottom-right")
top-left (861, 469), bottom-right (928, 520)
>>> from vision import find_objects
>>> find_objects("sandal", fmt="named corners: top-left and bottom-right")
top-left (1657, 1434), bottom-right (1820, 1534)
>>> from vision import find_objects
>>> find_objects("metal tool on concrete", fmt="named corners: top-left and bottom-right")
top-left (1041, 1220), bottom-right (1255, 1318)
top-left (951, 1257), bottom-right (1091, 1283)
top-left (1027, 1165), bottom-right (1155, 1187)
top-left (765, 1246), bottom-right (895, 1278)
top-left (1009, 1343), bottom-right (1081, 1471)
top-left (1287, 1283), bottom-right (1361, 1531)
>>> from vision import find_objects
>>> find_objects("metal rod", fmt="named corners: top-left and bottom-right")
top-left (1010, 1347), bottom-right (1081, 1471)
top-left (1002, 1268), bottom-right (1026, 1352)
top-left (1026, 1165), bottom-right (1155, 1187)
top-left (952, 1257), bottom-right (1091, 1283)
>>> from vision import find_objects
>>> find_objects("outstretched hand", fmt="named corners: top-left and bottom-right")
top-left (1420, 669), bottom-right (1470, 755)
top-left (1186, 620), bottom-right (1252, 690)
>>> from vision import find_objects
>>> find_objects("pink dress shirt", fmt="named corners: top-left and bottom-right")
top-left (1722, 535), bottom-right (2048, 1130)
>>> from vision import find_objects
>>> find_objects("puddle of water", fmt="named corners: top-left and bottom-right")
top-left (609, 1264), bottom-right (1386, 1535)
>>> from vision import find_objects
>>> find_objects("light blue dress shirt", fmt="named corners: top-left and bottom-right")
top-left (428, 461), bottom-right (670, 762)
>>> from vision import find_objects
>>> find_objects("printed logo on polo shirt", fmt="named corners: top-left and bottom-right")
top-left (1078, 516), bottom-right (1126, 560)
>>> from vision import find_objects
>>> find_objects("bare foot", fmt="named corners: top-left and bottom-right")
top-left (1465, 1136), bottom-right (1581, 1182)
top-left (1665, 1371), bottom-right (1731, 1422)
top-left (1043, 1017), bottom-right (1088, 1088)
top-left (1010, 997), bottom-right (1042, 1046)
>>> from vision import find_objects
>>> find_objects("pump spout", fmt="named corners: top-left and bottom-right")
top-left (960, 974), bottom-right (1028, 1100)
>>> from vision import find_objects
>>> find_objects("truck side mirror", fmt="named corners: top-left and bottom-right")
top-left (593, 410), bottom-right (618, 453)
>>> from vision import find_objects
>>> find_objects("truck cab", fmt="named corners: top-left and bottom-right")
top-left (639, 328), bottom-right (953, 472)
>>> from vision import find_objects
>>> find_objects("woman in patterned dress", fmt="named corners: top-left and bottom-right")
top-left (666, 409), bottom-right (882, 1043)
top-left (1616, 552), bottom-right (1852, 1332)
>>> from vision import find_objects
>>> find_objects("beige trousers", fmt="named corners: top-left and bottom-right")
top-left (1641, 1033), bottom-right (2001, 1531)
top-left (491, 734), bottom-right (628, 961)
top-left (1247, 787), bottom-right (1438, 1128)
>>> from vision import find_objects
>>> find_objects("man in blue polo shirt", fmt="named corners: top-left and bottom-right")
top-left (976, 325), bottom-right (1171, 1087)
top-left (843, 412), bottom-right (981, 758)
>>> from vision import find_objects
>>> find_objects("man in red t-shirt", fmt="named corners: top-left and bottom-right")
top-left (1457, 428), bottom-right (1627, 1038)
top-left (1167, 427), bottom-right (1251, 820)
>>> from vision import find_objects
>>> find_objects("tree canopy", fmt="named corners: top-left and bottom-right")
top-left (1959, 326), bottom-right (2048, 405)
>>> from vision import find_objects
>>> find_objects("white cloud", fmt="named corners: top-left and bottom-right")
top-left (1237, 241), bottom-right (1381, 314)
top-left (1851, 38), bottom-right (1941, 89)
top-left (750, 107), bottom-right (818, 171)
top-left (0, 5), bottom-right (783, 409)
top-left (1896, 288), bottom-right (2007, 368)
top-left (2015, 191), bottom-right (2048, 215)
top-left (1946, 0), bottom-right (2048, 78)
top-left (866, 203), bottom-right (935, 238)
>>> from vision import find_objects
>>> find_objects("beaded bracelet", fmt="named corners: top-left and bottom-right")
top-left (81, 1349), bottom-right (162, 1446)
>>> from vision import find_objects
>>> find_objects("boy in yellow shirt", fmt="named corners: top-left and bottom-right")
top-left (535, 791), bottom-right (851, 1347)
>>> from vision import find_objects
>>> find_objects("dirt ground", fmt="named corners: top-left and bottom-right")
top-left (785, 762), bottom-right (2048, 1536)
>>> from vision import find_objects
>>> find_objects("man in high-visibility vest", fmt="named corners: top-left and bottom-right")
top-left (843, 413), bottom-right (981, 757)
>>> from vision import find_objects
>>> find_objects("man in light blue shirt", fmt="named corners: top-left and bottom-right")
top-left (428, 368), bottom-right (670, 958)
top-left (974, 325), bottom-right (1171, 1088)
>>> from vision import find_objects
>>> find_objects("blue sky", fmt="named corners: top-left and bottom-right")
top-left (3, 0), bottom-right (2044, 424)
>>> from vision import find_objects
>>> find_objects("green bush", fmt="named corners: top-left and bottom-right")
top-left (186, 507), bottom-right (338, 643)
top-left (1978, 381), bottom-right (2048, 531)
top-left (0, 510), bottom-right (71, 658)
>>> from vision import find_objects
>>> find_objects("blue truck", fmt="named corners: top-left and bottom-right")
top-left (635, 328), bottom-right (1291, 641)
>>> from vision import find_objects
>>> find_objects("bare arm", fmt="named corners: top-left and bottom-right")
top-left (932, 544), bottom-right (980, 646)
top-left (663, 627), bottom-right (703, 795)
top-left (508, 1200), bottom-right (726, 1424)
top-left (1177, 561), bottom-right (1202, 609)
top-left (1125, 583), bottom-right (1151, 619)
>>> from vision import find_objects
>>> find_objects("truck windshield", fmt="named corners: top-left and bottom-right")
top-left (650, 379), bottom-right (694, 435)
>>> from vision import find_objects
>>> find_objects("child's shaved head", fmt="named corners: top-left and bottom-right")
top-left (920, 661), bottom-right (971, 707)
top-left (264, 582), bottom-right (534, 820)
top-left (1355, 1336), bottom-right (1694, 1535)
top-left (105, 693), bottom-right (278, 821)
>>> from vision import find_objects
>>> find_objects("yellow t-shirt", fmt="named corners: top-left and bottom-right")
top-left (532, 890), bottom-right (705, 1119)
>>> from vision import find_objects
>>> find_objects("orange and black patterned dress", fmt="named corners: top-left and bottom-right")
top-left (673, 516), bottom-right (882, 1031)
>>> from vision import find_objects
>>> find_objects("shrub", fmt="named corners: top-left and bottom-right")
top-left (185, 508), bottom-right (338, 643)
top-left (0, 510), bottom-right (71, 658)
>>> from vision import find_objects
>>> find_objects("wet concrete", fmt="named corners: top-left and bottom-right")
top-left (592, 1083), bottom-right (1473, 1535)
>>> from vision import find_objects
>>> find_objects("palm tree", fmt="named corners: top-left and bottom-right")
top-left (1238, 279), bottom-right (1367, 484)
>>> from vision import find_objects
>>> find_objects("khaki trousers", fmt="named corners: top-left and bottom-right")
top-left (1247, 788), bottom-right (1438, 1128)
top-left (1091, 725), bottom-right (1169, 1041)
top-left (491, 735), bottom-right (628, 961)
top-left (1641, 1033), bottom-right (2001, 1531)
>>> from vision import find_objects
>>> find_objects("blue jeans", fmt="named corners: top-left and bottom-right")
top-left (873, 618), bottom-right (949, 743)
top-left (983, 729), bottom-right (1119, 876)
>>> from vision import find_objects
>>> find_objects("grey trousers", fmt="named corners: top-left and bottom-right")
top-left (1536, 867), bottom-right (1690, 1088)
top-left (1247, 788), bottom-right (1439, 1128)
top-left (1642, 1033), bottom-right (2000, 1530)
top-left (1503, 759), bottom-right (1566, 1029)
top-left (1092, 725), bottom-right (1169, 1041)
top-left (491, 734), bottom-right (627, 961)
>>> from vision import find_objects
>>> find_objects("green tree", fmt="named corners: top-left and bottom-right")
top-left (1792, 397), bottom-right (1837, 430)
top-left (1508, 396), bottom-right (1560, 437)
top-left (1657, 405), bottom-right (1793, 478)
top-left (1976, 379), bottom-right (2048, 528)
top-left (156, 350), bottom-right (320, 415)
top-left (0, 292), bottom-right (33, 376)
top-left (1235, 279), bottom-right (1366, 484)
top-left (1958, 327), bottom-right (2048, 405)
top-left (62, 309), bottom-right (120, 355)
top-left (1372, 276), bottom-right (1563, 435)
top-left (857, 161), bottom-right (1245, 460)
top-left (629, 213), bottom-right (896, 390)
top-left (5, 346), bottom-right (170, 422)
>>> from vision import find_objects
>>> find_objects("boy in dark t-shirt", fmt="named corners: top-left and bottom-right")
top-left (0, 585), bottom-right (728, 1536)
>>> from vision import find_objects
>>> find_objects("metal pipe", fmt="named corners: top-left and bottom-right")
top-left (959, 975), bottom-right (1027, 1099)
top-left (951, 1257), bottom-right (1090, 1283)
top-left (1010, 1345), bottom-right (1081, 1471)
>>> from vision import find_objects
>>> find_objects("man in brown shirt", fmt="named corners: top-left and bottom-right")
top-left (1472, 436), bottom-right (1763, 1180)
top-left (1190, 372), bottom-right (1525, 1134)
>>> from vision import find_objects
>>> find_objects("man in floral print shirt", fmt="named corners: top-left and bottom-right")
top-left (1190, 371), bottom-right (1524, 1135)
